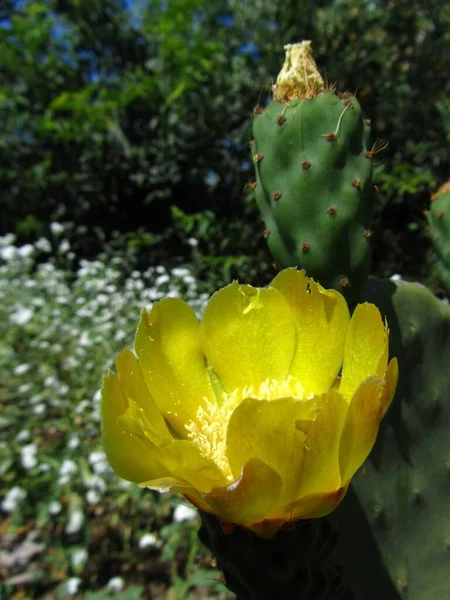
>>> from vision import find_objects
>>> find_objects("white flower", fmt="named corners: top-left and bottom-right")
top-left (50, 222), bottom-right (64, 236)
top-left (18, 244), bottom-right (34, 258)
top-left (15, 429), bottom-right (31, 442)
top-left (14, 364), bottom-right (30, 376)
top-left (114, 329), bottom-right (126, 343)
top-left (1, 486), bottom-right (27, 513)
top-left (10, 306), bottom-right (33, 325)
top-left (187, 237), bottom-right (199, 247)
top-left (155, 274), bottom-right (169, 286)
top-left (71, 548), bottom-right (88, 570)
top-left (79, 332), bottom-right (91, 347)
top-left (68, 436), bottom-right (80, 450)
top-left (33, 403), bottom-right (46, 416)
top-left (66, 577), bottom-right (81, 596)
top-left (48, 501), bottom-right (62, 515)
top-left (44, 375), bottom-right (59, 388)
top-left (35, 238), bottom-right (52, 253)
top-left (66, 510), bottom-right (84, 535)
top-left (88, 451), bottom-right (110, 474)
top-left (21, 443), bottom-right (38, 469)
top-left (0, 245), bottom-right (16, 261)
top-left (59, 459), bottom-right (78, 478)
top-left (171, 267), bottom-right (191, 278)
top-left (106, 576), bottom-right (125, 594)
top-left (85, 490), bottom-right (101, 505)
top-left (139, 533), bottom-right (161, 549)
top-left (173, 503), bottom-right (198, 523)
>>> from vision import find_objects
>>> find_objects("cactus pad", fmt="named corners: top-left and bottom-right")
top-left (251, 43), bottom-right (376, 302)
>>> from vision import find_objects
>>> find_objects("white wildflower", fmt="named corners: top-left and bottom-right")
top-left (10, 306), bottom-right (33, 325)
top-left (15, 430), bottom-right (31, 442)
top-left (66, 577), bottom-right (81, 596)
top-left (21, 443), bottom-right (38, 469)
top-left (71, 548), bottom-right (88, 570)
top-left (85, 490), bottom-right (101, 505)
top-left (50, 222), bottom-right (64, 236)
top-left (173, 503), bottom-right (198, 523)
top-left (14, 364), bottom-right (30, 376)
top-left (48, 501), bottom-right (62, 515)
top-left (1, 486), bottom-right (27, 513)
top-left (139, 533), bottom-right (161, 549)
top-left (59, 459), bottom-right (78, 478)
top-left (66, 510), bottom-right (84, 535)
top-left (106, 576), bottom-right (125, 594)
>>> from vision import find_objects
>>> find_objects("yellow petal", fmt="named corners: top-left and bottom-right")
top-left (202, 458), bottom-right (282, 527)
top-left (296, 390), bottom-right (348, 497)
top-left (226, 397), bottom-right (316, 505)
top-left (102, 370), bottom-right (225, 492)
top-left (115, 348), bottom-right (171, 445)
top-left (275, 485), bottom-right (349, 521)
top-left (339, 376), bottom-right (384, 484)
top-left (271, 268), bottom-right (350, 395)
top-left (101, 370), bottom-right (167, 483)
top-left (340, 303), bottom-right (388, 401)
top-left (381, 357), bottom-right (399, 417)
top-left (199, 282), bottom-right (297, 392)
top-left (135, 299), bottom-right (215, 435)
top-left (139, 440), bottom-right (226, 494)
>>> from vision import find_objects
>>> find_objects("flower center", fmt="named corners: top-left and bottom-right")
top-left (185, 376), bottom-right (305, 480)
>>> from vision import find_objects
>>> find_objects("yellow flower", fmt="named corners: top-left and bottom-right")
top-left (101, 268), bottom-right (398, 536)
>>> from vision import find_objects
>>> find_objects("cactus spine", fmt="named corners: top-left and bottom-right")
top-left (251, 42), bottom-right (376, 301)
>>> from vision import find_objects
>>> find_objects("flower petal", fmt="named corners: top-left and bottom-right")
top-left (381, 357), bottom-right (399, 417)
top-left (226, 397), bottom-right (316, 505)
top-left (202, 458), bottom-right (282, 527)
top-left (199, 282), bottom-right (297, 392)
top-left (296, 390), bottom-right (348, 497)
top-left (139, 440), bottom-right (227, 494)
top-left (135, 299), bottom-right (215, 435)
top-left (115, 348), bottom-right (171, 445)
top-left (339, 376), bottom-right (384, 484)
top-left (270, 268), bottom-right (350, 395)
top-left (339, 303), bottom-right (388, 401)
top-left (101, 370), bottom-right (167, 483)
top-left (274, 485), bottom-right (349, 521)
top-left (102, 370), bottom-right (225, 492)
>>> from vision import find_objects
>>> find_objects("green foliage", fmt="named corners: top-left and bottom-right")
top-left (1, 0), bottom-right (449, 280)
top-left (428, 182), bottom-right (450, 295)
top-left (332, 278), bottom-right (450, 600)
top-left (251, 91), bottom-right (374, 302)
top-left (0, 232), bottom-right (227, 598)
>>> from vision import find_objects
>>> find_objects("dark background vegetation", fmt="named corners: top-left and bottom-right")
top-left (1, 0), bottom-right (449, 278)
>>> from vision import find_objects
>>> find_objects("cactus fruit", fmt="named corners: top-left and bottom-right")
top-left (428, 180), bottom-right (450, 295)
top-left (198, 509), bottom-right (353, 600)
top-left (251, 41), bottom-right (376, 302)
top-left (331, 278), bottom-right (450, 600)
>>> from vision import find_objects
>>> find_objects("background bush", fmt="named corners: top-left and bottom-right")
top-left (1, 0), bottom-right (449, 282)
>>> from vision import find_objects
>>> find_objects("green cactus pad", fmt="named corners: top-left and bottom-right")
top-left (331, 278), bottom-right (450, 600)
top-left (428, 180), bottom-right (450, 296)
top-left (251, 91), bottom-right (375, 302)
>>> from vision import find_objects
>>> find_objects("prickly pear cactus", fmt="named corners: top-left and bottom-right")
top-left (428, 180), bottom-right (450, 295)
top-left (331, 278), bottom-right (450, 600)
top-left (251, 41), bottom-right (377, 302)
